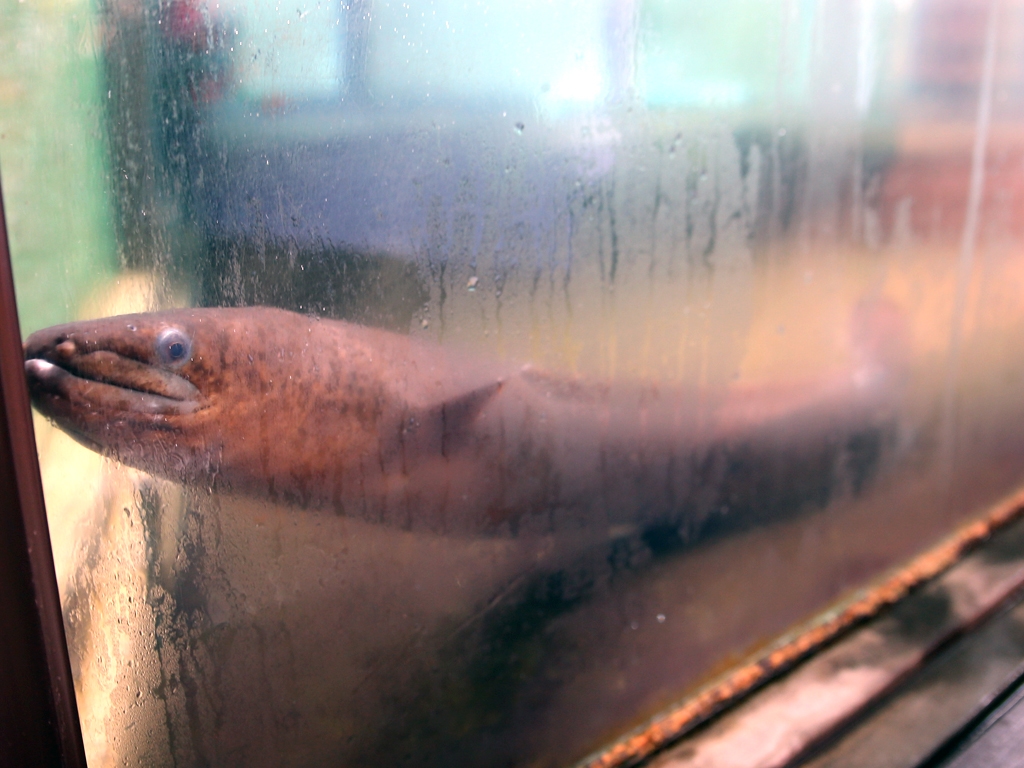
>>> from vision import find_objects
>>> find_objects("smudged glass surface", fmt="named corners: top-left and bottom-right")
top-left (7, 0), bottom-right (1024, 766)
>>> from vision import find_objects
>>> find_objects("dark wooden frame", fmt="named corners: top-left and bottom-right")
top-left (0, 176), bottom-right (87, 766)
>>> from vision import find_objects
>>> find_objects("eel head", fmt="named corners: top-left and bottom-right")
top-left (24, 310), bottom-right (226, 479)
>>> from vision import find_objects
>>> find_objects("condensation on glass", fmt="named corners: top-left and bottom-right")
top-left (4, 0), bottom-right (1024, 766)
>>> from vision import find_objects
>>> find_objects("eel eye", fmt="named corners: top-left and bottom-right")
top-left (156, 327), bottom-right (192, 367)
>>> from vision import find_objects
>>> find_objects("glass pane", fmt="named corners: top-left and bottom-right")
top-left (6, 0), bottom-right (1024, 765)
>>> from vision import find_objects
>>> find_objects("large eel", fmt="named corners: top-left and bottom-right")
top-left (23, 306), bottom-right (904, 537)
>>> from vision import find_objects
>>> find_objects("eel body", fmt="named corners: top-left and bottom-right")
top-left (24, 306), bottom-right (903, 536)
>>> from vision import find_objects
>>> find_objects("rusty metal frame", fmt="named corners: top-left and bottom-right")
top-left (0, 176), bottom-right (87, 765)
top-left (580, 486), bottom-right (1024, 768)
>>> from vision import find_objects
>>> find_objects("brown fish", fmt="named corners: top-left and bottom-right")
top-left (23, 306), bottom-right (903, 536)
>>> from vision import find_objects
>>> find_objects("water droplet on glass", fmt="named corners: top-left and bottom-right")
top-left (467, 276), bottom-right (479, 291)
top-left (657, 614), bottom-right (666, 623)
top-left (421, 318), bottom-right (430, 329)
top-left (514, 122), bottom-right (525, 134)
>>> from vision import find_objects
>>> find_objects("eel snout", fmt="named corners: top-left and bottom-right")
top-left (24, 336), bottom-right (206, 417)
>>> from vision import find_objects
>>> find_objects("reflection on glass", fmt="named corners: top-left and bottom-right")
top-left (6, 0), bottom-right (1024, 765)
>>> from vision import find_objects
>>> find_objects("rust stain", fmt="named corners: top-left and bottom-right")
top-left (580, 485), bottom-right (1024, 768)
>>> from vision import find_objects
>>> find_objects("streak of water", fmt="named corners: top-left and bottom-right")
top-left (940, 0), bottom-right (1001, 473)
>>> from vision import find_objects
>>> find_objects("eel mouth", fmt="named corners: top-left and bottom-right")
top-left (24, 347), bottom-right (206, 417)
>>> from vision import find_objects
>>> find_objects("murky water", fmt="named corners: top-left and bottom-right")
top-left (10, 0), bottom-right (1024, 765)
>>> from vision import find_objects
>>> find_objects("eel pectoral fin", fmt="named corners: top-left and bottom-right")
top-left (408, 380), bottom-right (504, 457)
top-left (440, 380), bottom-right (504, 437)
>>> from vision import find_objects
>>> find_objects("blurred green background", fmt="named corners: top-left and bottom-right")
top-left (0, 0), bottom-right (116, 335)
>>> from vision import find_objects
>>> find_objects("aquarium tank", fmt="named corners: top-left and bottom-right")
top-left (4, 0), bottom-right (1024, 765)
